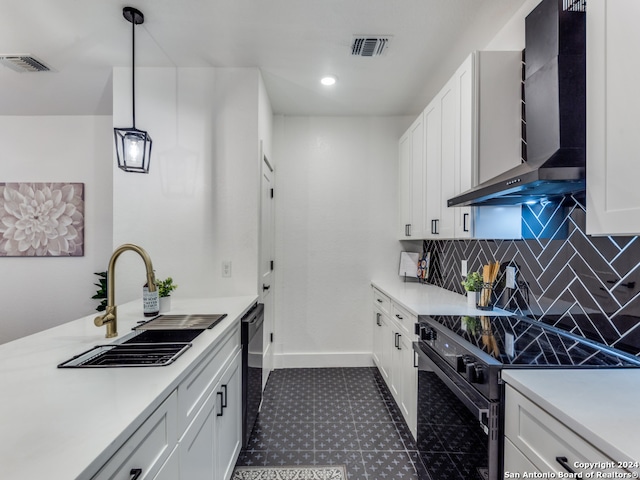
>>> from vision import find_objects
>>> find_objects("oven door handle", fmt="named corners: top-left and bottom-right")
top-left (414, 342), bottom-right (490, 425)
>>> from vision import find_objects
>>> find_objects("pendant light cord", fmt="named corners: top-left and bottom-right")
top-left (131, 16), bottom-right (136, 129)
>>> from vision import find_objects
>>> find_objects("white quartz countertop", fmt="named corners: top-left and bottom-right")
top-left (371, 278), bottom-right (511, 316)
top-left (0, 295), bottom-right (258, 480)
top-left (502, 369), bottom-right (640, 465)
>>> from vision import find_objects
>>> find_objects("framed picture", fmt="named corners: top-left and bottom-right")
top-left (0, 182), bottom-right (85, 257)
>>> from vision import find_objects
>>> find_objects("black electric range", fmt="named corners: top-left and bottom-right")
top-left (413, 314), bottom-right (640, 480)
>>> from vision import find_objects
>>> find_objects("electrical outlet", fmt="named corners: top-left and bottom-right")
top-left (222, 261), bottom-right (232, 278)
top-left (461, 260), bottom-right (468, 277)
top-left (506, 266), bottom-right (516, 289)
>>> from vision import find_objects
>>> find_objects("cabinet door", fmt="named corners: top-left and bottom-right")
top-left (398, 130), bottom-right (412, 238)
top-left (215, 351), bottom-right (242, 480)
top-left (439, 78), bottom-right (457, 238)
top-left (398, 114), bottom-right (425, 239)
top-left (372, 309), bottom-right (385, 369)
top-left (179, 388), bottom-right (216, 480)
top-left (399, 333), bottom-right (417, 439)
top-left (378, 314), bottom-right (393, 383)
top-left (454, 54), bottom-right (474, 239)
top-left (93, 392), bottom-right (178, 480)
top-left (504, 438), bottom-right (540, 476)
top-left (587, 0), bottom-right (640, 235)
top-left (390, 328), bottom-right (403, 400)
top-left (424, 98), bottom-right (442, 238)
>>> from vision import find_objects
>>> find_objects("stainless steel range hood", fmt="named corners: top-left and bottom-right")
top-left (448, 0), bottom-right (586, 207)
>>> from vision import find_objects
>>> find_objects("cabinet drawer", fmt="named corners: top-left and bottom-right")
top-left (93, 391), bottom-right (177, 480)
top-left (372, 288), bottom-right (391, 315)
top-left (505, 385), bottom-right (628, 476)
top-left (178, 323), bottom-right (240, 436)
top-left (391, 302), bottom-right (416, 335)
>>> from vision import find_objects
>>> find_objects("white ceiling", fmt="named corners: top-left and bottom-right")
top-left (0, 0), bottom-right (527, 116)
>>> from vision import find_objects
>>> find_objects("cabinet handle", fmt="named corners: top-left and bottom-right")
top-left (397, 333), bottom-right (402, 350)
top-left (395, 314), bottom-right (403, 320)
top-left (376, 298), bottom-right (383, 303)
top-left (130, 469), bottom-right (142, 480)
top-left (463, 213), bottom-right (469, 232)
top-left (217, 391), bottom-right (224, 417)
top-left (376, 312), bottom-right (382, 326)
top-left (221, 384), bottom-right (228, 408)
top-left (431, 219), bottom-right (439, 235)
top-left (414, 351), bottom-right (419, 368)
top-left (263, 284), bottom-right (270, 291)
top-left (555, 457), bottom-right (577, 474)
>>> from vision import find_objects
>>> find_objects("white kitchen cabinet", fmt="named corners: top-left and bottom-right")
top-left (180, 386), bottom-right (216, 480)
top-left (372, 309), bottom-right (385, 373)
top-left (214, 350), bottom-right (242, 480)
top-left (423, 82), bottom-right (456, 239)
top-left (371, 287), bottom-right (417, 438)
top-left (504, 384), bottom-right (632, 477)
top-left (400, 51), bottom-right (522, 240)
top-left (398, 114), bottom-right (425, 239)
top-left (179, 347), bottom-right (241, 480)
top-left (92, 392), bottom-right (178, 480)
top-left (586, 0), bottom-right (640, 235)
top-left (95, 323), bottom-right (242, 480)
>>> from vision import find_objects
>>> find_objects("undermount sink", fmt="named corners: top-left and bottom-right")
top-left (57, 341), bottom-right (194, 368)
top-left (58, 313), bottom-right (227, 369)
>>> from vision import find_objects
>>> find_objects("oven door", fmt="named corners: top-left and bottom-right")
top-left (414, 342), bottom-right (500, 480)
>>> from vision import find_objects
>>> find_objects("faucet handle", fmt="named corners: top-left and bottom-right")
top-left (94, 312), bottom-right (115, 327)
top-left (94, 306), bottom-right (118, 338)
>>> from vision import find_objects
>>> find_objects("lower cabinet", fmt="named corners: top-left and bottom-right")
top-left (93, 323), bottom-right (243, 480)
top-left (504, 384), bottom-right (634, 477)
top-left (371, 287), bottom-right (417, 439)
top-left (92, 391), bottom-right (178, 480)
top-left (214, 351), bottom-right (242, 480)
top-left (180, 350), bottom-right (242, 480)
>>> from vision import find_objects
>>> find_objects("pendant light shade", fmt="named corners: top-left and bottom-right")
top-left (114, 7), bottom-right (152, 174)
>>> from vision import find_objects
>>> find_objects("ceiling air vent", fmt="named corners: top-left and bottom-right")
top-left (0, 55), bottom-right (51, 73)
top-left (351, 36), bottom-right (391, 57)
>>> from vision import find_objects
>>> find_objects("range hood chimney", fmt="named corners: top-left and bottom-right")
top-left (448, 0), bottom-right (586, 207)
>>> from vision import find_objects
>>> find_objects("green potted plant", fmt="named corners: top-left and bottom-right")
top-left (156, 277), bottom-right (178, 313)
top-left (92, 271), bottom-right (108, 312)
top-left (461, 271), bottom-right (482, 308)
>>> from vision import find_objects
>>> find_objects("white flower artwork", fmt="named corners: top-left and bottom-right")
top-left (0, 182), bottom-right (85, 257)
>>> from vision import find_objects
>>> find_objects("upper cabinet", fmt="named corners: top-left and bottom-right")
top-left (586, 0), bottom-right (640, 235)
top-left (398, 114), bottom-right (425, 239)
top-left (399, 51), bottom-right (522, 240)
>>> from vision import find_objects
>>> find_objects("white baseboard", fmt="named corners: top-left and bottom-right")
top-left (273, 352), bottom-right (374, 369)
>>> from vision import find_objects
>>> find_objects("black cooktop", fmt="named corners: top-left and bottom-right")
top-left (420, 314), bottom-right (640, 368)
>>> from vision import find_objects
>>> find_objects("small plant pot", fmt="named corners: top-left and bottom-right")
top-left (159, 296), bottom-right (171, 313)
top-left (467, 291), bottom-right (479, 309)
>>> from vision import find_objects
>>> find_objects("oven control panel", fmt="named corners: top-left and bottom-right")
top-left (415, 320), bottom-right (501, 400)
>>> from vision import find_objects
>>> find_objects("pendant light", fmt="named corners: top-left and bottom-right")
top-left (114, 7), bottom-right (152, 173)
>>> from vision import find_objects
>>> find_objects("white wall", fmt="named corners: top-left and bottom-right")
top-left (484, 0), bottom-right (542, 50)
top-left (273, 115), bottom-right (411, 367)
top-left (0, 116), bottom-right (113, 344)
top-left (112, 67), bottom-right (261, 307)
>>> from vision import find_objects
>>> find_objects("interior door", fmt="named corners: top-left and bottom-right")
top-left (260, 149), bottom-right (275, 387)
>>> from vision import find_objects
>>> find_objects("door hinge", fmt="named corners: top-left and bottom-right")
top-left (270, 188), bottom-right (274, 199)
top-left (270, 260), bottom-right (274, 271)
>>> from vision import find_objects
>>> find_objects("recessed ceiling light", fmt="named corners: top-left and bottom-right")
top-left (320, 75), bottom-right (337, 86)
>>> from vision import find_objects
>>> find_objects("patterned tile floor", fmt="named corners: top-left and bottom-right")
top-left (234, 367), bottom-right (431, 480)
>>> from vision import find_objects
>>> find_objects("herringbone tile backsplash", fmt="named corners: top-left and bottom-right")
top-left (425, 195), bottom-right (640, 356)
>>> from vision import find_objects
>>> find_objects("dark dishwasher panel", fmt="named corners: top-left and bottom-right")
top-left (241, 303), bottom-right (264, 447)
